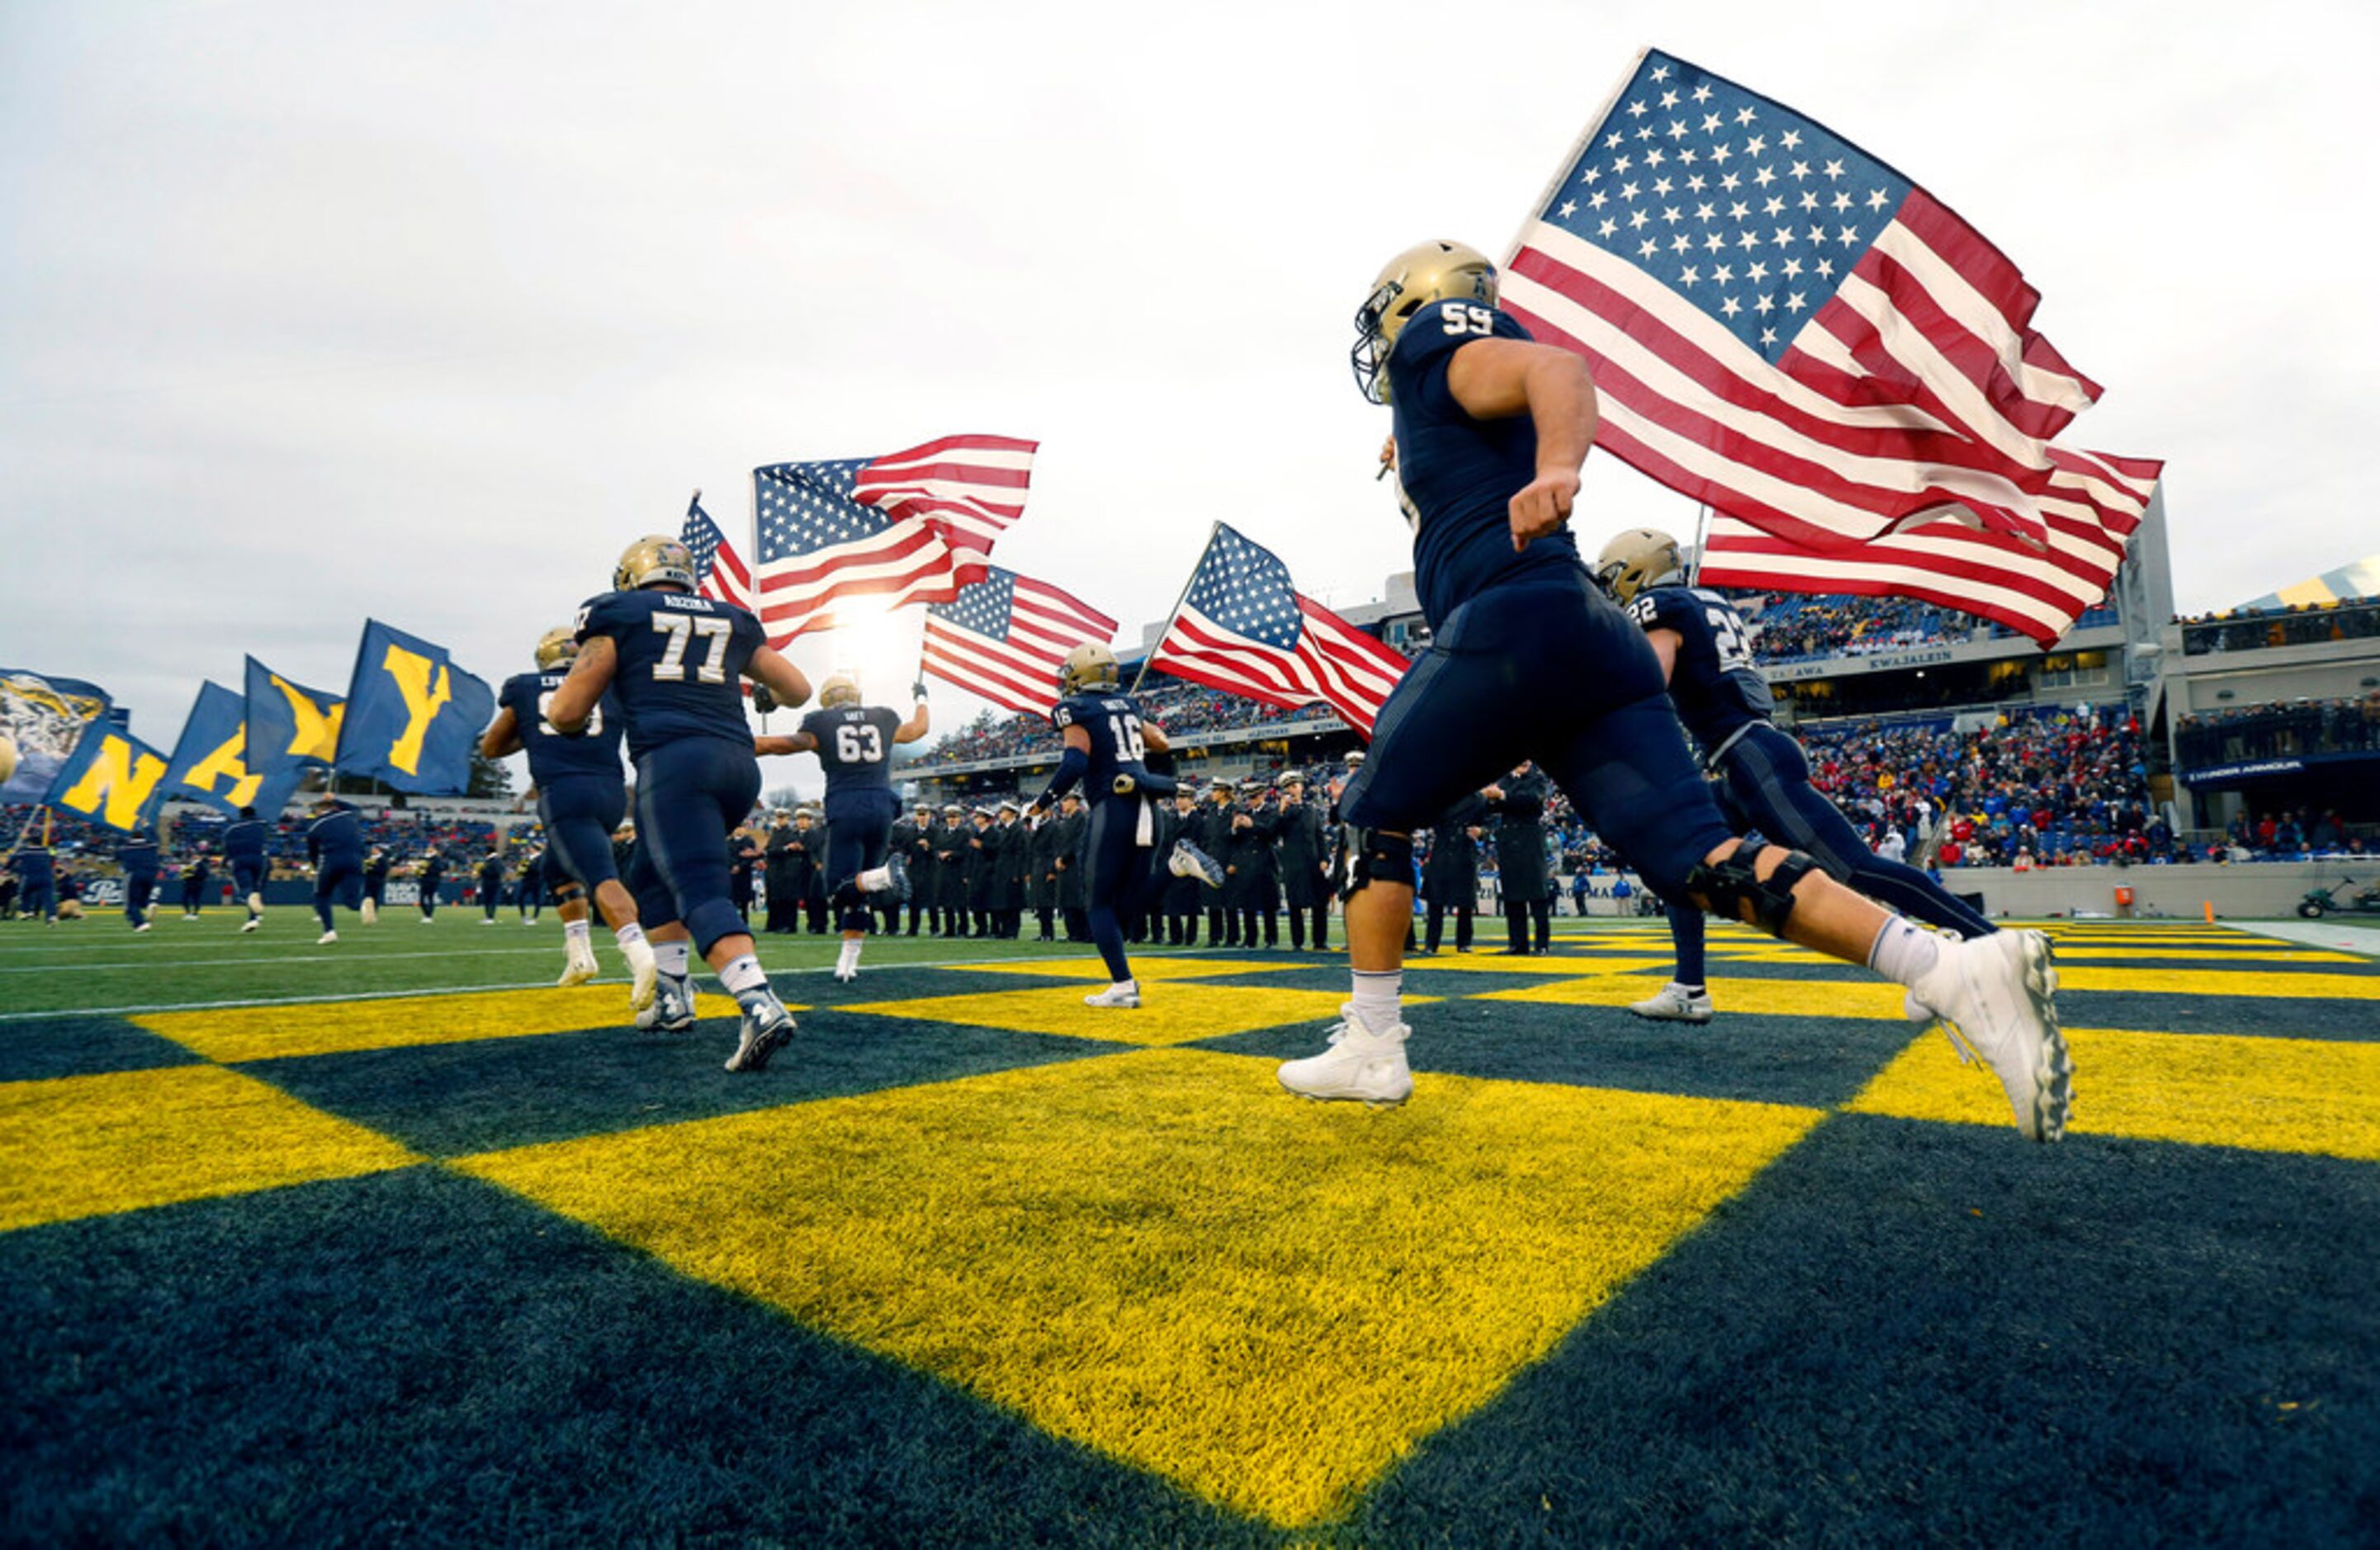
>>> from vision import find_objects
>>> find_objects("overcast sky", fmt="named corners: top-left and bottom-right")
top-left (5, 0), bottom-right (2373, 777)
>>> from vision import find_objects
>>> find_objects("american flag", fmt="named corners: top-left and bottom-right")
top-left (923, 566), bottom-right (1119, 716)
top-left (1500, 48), bottom-right (2160, 561)
top-left (750, 437), bottom-right (1035, 643)
top-left (1148, 525), bottom-right (1409, 737)
top-left (1698, 445), bottom-right (2163, 646)
top-left (680, 494), bottom-right (754, 613)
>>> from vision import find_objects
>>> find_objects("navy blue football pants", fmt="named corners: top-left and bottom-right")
top-left (537, 774), bottom-right (627, 901)
top-left (314, 856), bottom-right (363, 932)
top-left (231, 860), bottom-right (265, 906)
top-left (1665, 722), bottom-right (1995, 984)
top-left (825, 788), bottom-right (898, 932)
top-left (1342, 574), bottom-right (1733, 901)
top-left (124, 870), bottom-right (156, 925)
top-left (628, 739), bottom-right (762, 957)
top-left (1086, 794), bottom-right (1168, 983)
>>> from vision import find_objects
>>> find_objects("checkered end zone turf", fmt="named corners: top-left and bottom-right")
top-left (2, 921), bottom-right (2376, 1543)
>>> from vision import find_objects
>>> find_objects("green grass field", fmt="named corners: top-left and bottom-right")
top-left (4, 907), bottom-right (2377, 1544)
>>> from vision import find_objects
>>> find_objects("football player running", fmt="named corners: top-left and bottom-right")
top-left (549, 536), bottom-right (814, 1074)
top-left (754, 673), bottom-right (930, 982)
top-left (1024, 645), bottom-right (1223, 1009)
top-left (1596, 530), bottom-right (2005, 1025)
top-left (1278, 241), bottom-right (2070, 1142)
top-left (480, 626), bottom-right (658, 1006)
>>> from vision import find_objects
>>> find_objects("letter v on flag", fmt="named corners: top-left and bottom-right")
top-left (334, 620), bottom-right (495, 795)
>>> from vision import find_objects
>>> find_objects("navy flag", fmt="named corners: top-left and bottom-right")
top-left (333, 620), bottom-right (495, 795)
top-left (159, 681), bottom-right (306, 819)
top-left (244, 655), bottom-right (346, 778)
top-left (45, 722), bottom-right (173, 834)
top-left (0, 668), bottom-right (113, 804)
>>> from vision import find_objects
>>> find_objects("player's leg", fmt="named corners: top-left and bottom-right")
top-left (1724, 725), bottom-right (1997, 938)
top-left (1081, 799), bottom-right (1149, 1005)
top-left (313, 867), bottom-right (339, 943)
top-left (545, 780), bottom-right (654, 1007)
top-left (1631, 900), bottom-right (1713, 1023)
top-left (643, 746), bottom-right (796, 1073)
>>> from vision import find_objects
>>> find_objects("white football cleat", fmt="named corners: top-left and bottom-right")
top-left (725, 995), bottom-right (797, 1073)
top-left (622, 936), bottom-right (659, 1012)
top-left (636, 974), bottom-right (696, 1033)
top-left (557, 951), bottom-right (599, 988)
top-left (1628, 981), bottom-right (1715, 1023)
top-left (317, 929), bottom-right (338, 945)
top-left (133, 922), bottom-right (152, 933)
top-left (240, 919), bottom-right (260, 933)
top-left (1907, 929), bottom-right (2072, 1142)
top-left (1277, 1008), bottom-right (1412, 1106)
top-left (1083, 981), bottom-right (1140, 1009)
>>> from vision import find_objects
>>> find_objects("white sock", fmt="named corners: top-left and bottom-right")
top-left (615, 922), bottom-right (646, 950)
top-left (838, 938), bottom-right (863, 969)
top-left (1350, 969), bottom-right (1403, 1035)
top-left (564, 919), bottom-right (592, 948)
top-left (1867, 916), bottom-right (1942, 988)
top-left (719, 952), bottom-right (776, 1014)
top-left (655, 940), bottom-right (691, 977)
top-left (856, 865), bottom-right (893, 893)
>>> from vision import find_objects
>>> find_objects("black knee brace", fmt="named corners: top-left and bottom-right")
top-left (1685, 846), bottom-right (1818, 935)
top-left (551, 881), bottom-right (587, 906)
top-left (1342, 829), bottom-right (1414, 896)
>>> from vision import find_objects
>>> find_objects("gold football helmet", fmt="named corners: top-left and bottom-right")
top-left (1058, 643), bottom-right (1120, 697)
top-left (1592, 529), bottom-right (1688, 604)
top-left (819, 673), bottom-right (861, 710)
top-left (534, 626), bottom-right (578, 671)
top-left (613, 535), bottom-right (698, 592)
top-left (1351, 239), bottom-right (1499, 404)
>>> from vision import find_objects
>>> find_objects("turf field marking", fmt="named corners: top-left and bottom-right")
top-left (1476, 973), bottom-right (1920, 1020)
top-left (0, 947), bottom-right (597, 974)
top-left (136, 985), bottom-right (755, 1062)
top-left (456, 1047), bottom-right (1824, 1528)
top-left (962, 956), bottom-right (1294, 981)
top-left (1848, 1025), bottom-right (2380, 1159)
top-left (0, 1065), bottom-right (420, 1231)
top-left (836, 984), bottom-right (1424, 1047)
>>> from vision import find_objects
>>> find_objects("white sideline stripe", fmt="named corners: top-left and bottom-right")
top-left (0, 947), bottom-right (584, 974)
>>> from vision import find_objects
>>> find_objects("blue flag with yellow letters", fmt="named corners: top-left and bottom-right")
top-left (44, 721), bottom-right (173, 834)
top-left (1, 667), bottom-right (114, 805)
top-left (159, 681), bottom-right (307, 819)
top-left (332, 620), bottom-right (494, 795)
top-left (244, 655), bottom-right (346, 780)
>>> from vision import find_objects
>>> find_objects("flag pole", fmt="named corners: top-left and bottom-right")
top-left (1130, 522), bottom-right (1220, 694)
top-left (1689, 503), bottom-right (1712, 585)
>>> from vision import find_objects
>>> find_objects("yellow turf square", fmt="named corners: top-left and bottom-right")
top-left (962, 956), bottom-right (1279, 981)
top-left (1479, 973), bottom-right (1916, 1020)
top-left (835, 983), bottom-right (1405, 1047)
top-left (1849, 1026), bottom-right (2380, 1159)
top-left (2045, 966), bottom-right (2380, 1000)
top-left (459, 1049), bottom-right (1822, 1528)
top-left (1401, 952), bottom-right (1672, 976)
top-left (136, 985), bottom-right (748, 1062)
top-left (0, 1066), bottom-right (419, 1231)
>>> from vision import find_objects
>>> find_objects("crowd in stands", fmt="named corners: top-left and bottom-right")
top-left (910, 681), bottom-right (1337, 769)
top-left (2175, 697), bottom-right (2380, 769)
top-left (2, 804), bottom-right (518, 881)
top-left (2179, 596), bottom-right (2380, 656)
top-left (1744, 593), bottom-right (2119, 665)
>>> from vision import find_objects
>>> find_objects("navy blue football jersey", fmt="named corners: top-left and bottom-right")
top-left (308, 803), bottom-right (364, 862)
top-left (1050, 692), bottom-right (1149, 795)
top-left (1626, 584), bottom-right (1775, 758)
top-left (499, 670), bottom-right (626, 785)
top-left (799, 705), bottom-right (903, 795)
top-left (575, 589), bottom-right (764, 760)
top-left (1388, 297), bottom-right (1585, 627)
top-left (221, 819), bottom-right (270, 866)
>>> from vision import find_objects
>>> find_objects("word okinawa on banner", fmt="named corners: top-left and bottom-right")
top-left (0, 668), bottom-right (113, 805)
top-left (1148, 524), bottom-right (1408, 736)
top-left (244, 656), bottom-right (345, 780)
top-left (334, 620), bottom-right (496, 795)
top-left (159, 681), bottom-right (307, 819)
top-left (45, 721), bottom-right (173, 833)
top-left (1499, 47), bottom-right (2158, 561)
top-left (750, 435), bottom-right (1035, 643)
top-left (924, 566), bottom-right (1119, 716)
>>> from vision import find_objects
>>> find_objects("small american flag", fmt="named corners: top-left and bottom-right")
top-left (750, 436), bottom-right (1034, 643)
top-left (923, 566), bottom-right (1119, 716)
top-left (1149, 525), bottom-right (1408, 737)
top-left (1698, 443), bottom-right (2164, 646)
top-left (681, 493), bottom-right (754, 613)
top-left (1500, 48), bottom-right (2160, 555)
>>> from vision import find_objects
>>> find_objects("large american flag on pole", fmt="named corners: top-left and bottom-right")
top-left (1148, 525), bottom-right (1409, 737)
top-left (681, 493), bottom-right (755, 614)
top-left (1499, 48), bottom-right (2160, 579)
top-left (922, 566), bottom-right (1118, 716)
top-left (750, 437), bottom-right (1037, 643)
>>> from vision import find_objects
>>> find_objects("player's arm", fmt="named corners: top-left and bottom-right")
top-left (755, 733), bottom-right (820, 758)
top-left (1029, 724), bottom-right (1095, 816)
top-left (547, 637), bottom-right (616, 734)
top-left (479, 706), bottom-right (523, 760)
top-left (895, 701), bottom-right (930, 744)
top-left (744, 646), bottom-right (812, 710)
top-left (1644, 627), bottom-right (1683, 683)
top-left (1142, 722), bottom-right (1171, 754)
top-left (1444, 338), bottom-right (1599, 552)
